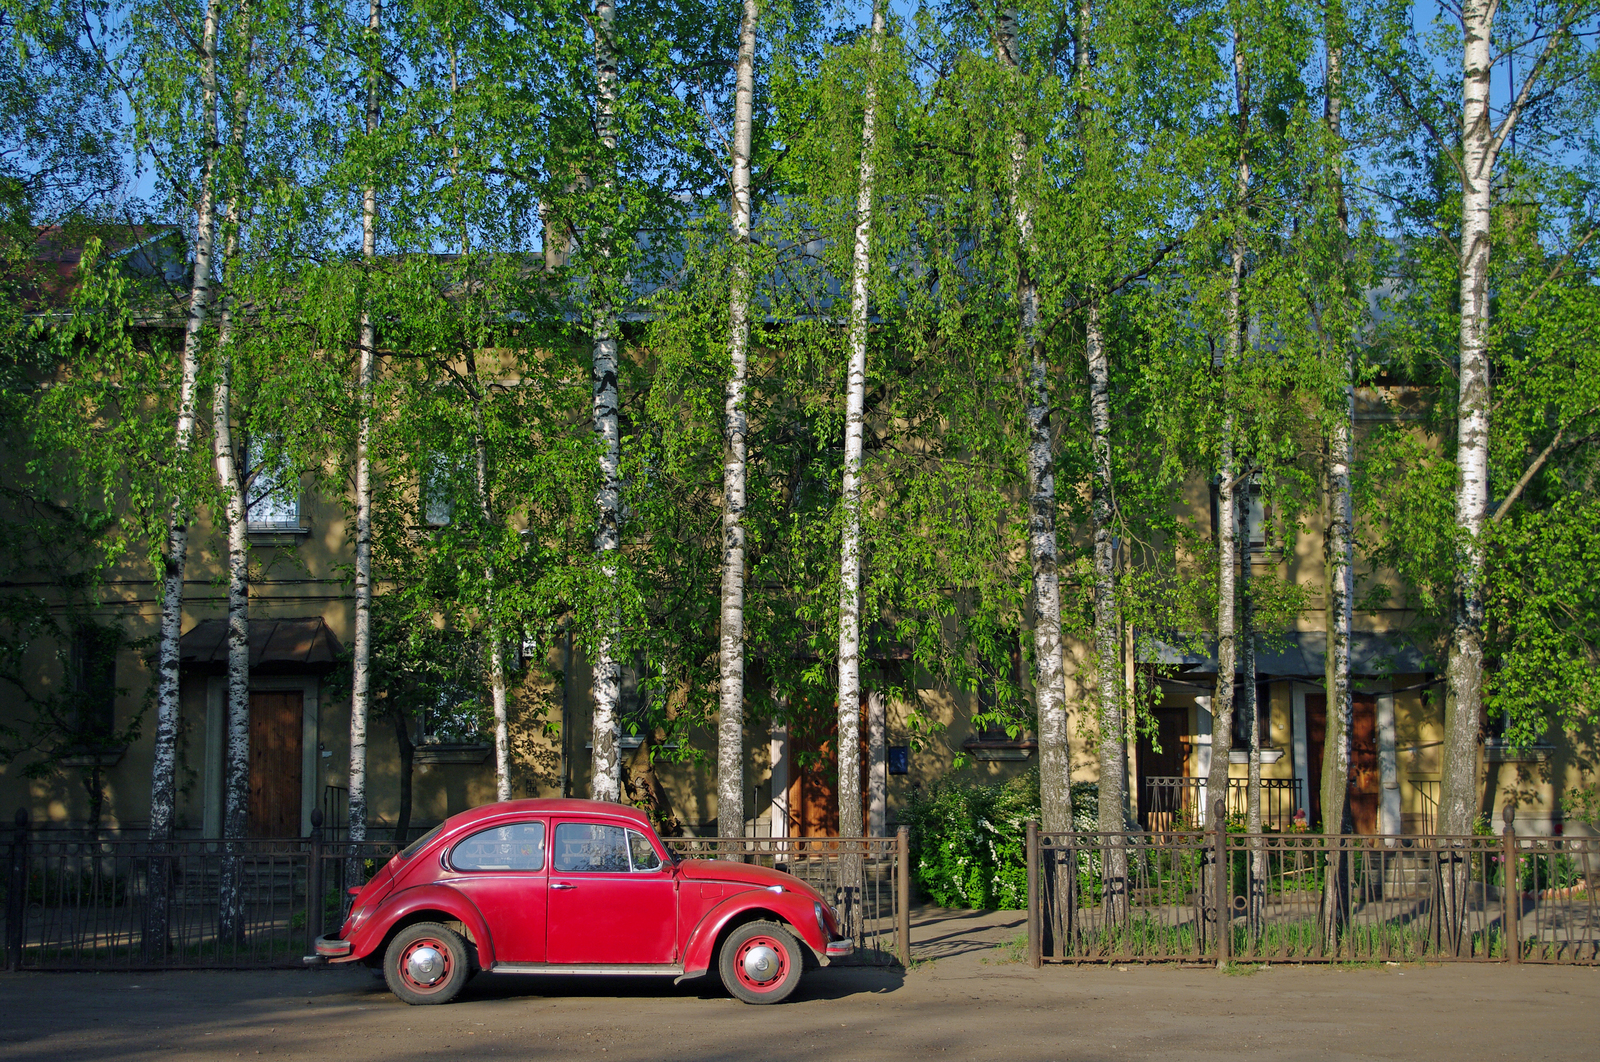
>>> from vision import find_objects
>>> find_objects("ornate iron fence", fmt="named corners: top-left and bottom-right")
top-left (3, 808), bottom-right (909, 971)
top-left (1141, 777), bottom-right (1300, 832)
top-left (1027, 805), bottom-right (1600, 966)
top-left (665, 830), bottom-right (910, 967)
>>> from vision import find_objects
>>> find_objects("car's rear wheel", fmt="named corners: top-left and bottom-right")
top-left (384, 922), bottom-right (469, 1005)
top-left (719, 920), bottom-right (803, 1005)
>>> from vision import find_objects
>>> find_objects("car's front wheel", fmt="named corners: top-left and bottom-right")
top-left (384, 922), bottom-right (470, 1005)
top-left (718, 920), bottom-right (804, 1005)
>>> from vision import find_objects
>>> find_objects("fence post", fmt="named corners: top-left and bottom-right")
top-left (895, 825), bottom-right (910, 968)
top-left (1212, 797), bottom-right (1229, 965)
top-left (5, 808), bottom-right (26, 972)
top-left (305, 807), bottom-right (324, 960)
top-left (1026, 821), bottom-right (1041, 969)
top-left (1501, 804), bottom-right (1519, 964)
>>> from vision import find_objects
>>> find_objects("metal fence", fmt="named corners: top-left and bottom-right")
top-left (4, 808), bottom-right (908, 971)
top-left (1027, 807), bottom-right (1600, 966)
top-left (1141, 777), bottom-right (1299, 832)
top-left (666, 831), bottom-right (910, 967)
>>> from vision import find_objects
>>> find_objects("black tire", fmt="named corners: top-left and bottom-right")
top-left (383, 922), bottom-right (470, 1005)
top-left (718, 920), bottom-right (804, 1005)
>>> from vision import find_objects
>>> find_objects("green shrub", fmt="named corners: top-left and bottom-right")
top-left (900, 767), bottom-right (1097, 909)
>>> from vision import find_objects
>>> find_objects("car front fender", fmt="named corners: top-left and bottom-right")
top-left (679, 888), bottom-right (830, 979)
top-left (342, 884), bottom-right (496, 967)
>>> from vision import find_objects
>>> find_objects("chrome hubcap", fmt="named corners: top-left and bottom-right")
top-left (406, 946), bottom-right (445, 985)
top-left (742, 945), bottom-right (780, 983)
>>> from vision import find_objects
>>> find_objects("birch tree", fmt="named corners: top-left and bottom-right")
top-left (212, 0), bottom-right (252, 942)
top-left (144, 0), bottom-right (224, 954)
top-left (348, 0), bottom-right (382, 850)
top-left (1204, 15), bottom-right (1251, 831)
top-left (835, 0), bottom-right (885, 849)
top-left (587, 0), bottom-right (623, 802)
top-left (994, 7), bottom-right (1071, 836)
top-left (717, 0), bottom-right (757, 840)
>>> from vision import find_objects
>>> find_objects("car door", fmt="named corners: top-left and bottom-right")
top-left (546, 820), bottom-right (678, 965)
top-left (441, 820), bottom-right (549, 964)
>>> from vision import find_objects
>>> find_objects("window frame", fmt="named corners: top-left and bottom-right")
top-left (447, 820), bottom-right (548, 873)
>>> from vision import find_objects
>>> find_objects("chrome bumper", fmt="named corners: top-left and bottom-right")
top-left (314, 935), bottom-right (352, 958)
top-left (825, 937), bottom-right (854, 959)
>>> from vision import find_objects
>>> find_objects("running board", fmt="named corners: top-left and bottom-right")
top-left (490, 963), bottom-right (684, 977)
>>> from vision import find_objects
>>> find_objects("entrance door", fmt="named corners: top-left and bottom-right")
top-left (784, 699), bottom-right (870, 837)
top-left (1137, 708), bottom-right (1191, 829)
top-left (1349, 694), bottom-right (1380, 835)
top-left (1303, 692), bottom-right (1379, 834)
top-left (248, 690), bottom-right (303, 837)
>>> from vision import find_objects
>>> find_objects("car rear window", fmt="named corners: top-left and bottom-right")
top-left (398, 822), bottom-right (445, 860)
top-left (451, 822), bottom-right (546, 871)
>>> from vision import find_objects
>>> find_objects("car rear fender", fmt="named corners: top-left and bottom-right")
top-left (344, 884), bottom-right (496, 967)
top-left (680, 890), bottom-right (829, 978)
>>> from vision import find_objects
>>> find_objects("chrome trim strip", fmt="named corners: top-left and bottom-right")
top-left (490, 963), bottom-right (684, 977)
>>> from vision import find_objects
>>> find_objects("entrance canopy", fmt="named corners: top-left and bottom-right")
top-left (178, 617), bottom-right (343, 674)
top-left (1137, 630), bottom-right (1431, 677)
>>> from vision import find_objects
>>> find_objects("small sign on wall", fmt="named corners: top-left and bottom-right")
top-left (888, 745), bottom-right (910, 775)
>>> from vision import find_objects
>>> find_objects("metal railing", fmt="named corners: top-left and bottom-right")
top-left (1027, 803), bottom-right (1600, 966)
top-left (665, 830), bottom-right (910, 967)
top-left (4, 807), bottom-right (909, 971)
top-left (1141, 777), bottom-right (1300, 832)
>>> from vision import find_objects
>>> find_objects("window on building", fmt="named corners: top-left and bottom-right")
top-left (421, 683), bottom-right (488, 744)
top-left (1209, 476), bottom-right (1267, 553)
top-left (974, 633), bottom-right (1025, 742)
top-left (69, 623), bottom-right (118, 743)
top-left (245, 435), bottom-right (301, 530)
top-left (1231, 682), bottom-right (1273, 748)
top-left (420, 452), bottom-right (464, 527)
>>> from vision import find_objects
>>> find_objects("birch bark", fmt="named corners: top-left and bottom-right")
top-left (836, 0), bottom-right (884, 848)
top-left (1240, 485), bottom-right (1265, 927)
top-left (470, 376), bottom-right (511, 803)
top-left (996, 7), bottom-right (1071, 836)
top-left (213, 4), bottom-right (252, 941)
top-left (1205, 26), bottom-right (1250, 829)
top-left (1320, 6), bottom-right (1355, 943)
top-left (1439, 0), bottom-right (1496, 844)
top-left (146, 0), bottom-right (223, 956)
top-left (717, 0), bottom-right (757, 840)
top-left (588, 0), bottom-right (623, 802)
top-left (348, 0), bottom-right (381, 849)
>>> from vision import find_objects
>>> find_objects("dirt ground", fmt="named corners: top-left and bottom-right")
top-left (1, 908), bottom-right (1594, 1062)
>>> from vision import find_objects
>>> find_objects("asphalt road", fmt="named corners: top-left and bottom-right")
top-left (1, 910), bottom-right (1594, 1062)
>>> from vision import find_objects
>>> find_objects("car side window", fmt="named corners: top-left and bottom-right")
top-left (553, 822), bottom-right (631, 873)
top-left (451, 822), bottom-right (546, 871)
top-left (627, 830), bottom-right (663, 872)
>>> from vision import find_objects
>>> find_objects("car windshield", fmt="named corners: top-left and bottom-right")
top-left (398, 822), bottom-right (446, 860)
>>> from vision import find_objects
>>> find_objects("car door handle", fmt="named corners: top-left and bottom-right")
top-left (551, 882), bottom-right (577, 890)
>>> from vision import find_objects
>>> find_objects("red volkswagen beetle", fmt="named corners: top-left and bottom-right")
top-left (315, 798), bottom-right (852, 1005)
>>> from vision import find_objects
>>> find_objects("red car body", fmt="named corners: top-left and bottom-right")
top-left (315, 798), bottom-right (851, 1004)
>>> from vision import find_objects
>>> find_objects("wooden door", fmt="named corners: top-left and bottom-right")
top-left (1305, 694), bottom-right (1326, 832)
top-left (1304, 693), bottom-right (1380, 834)
top-left (1349, 694), bottom-right (1380, 835)
top-left (1137, 708), bottom-right (1191, 828)
top-left (784, 698), bottom-right (870, 837)
top-left (248, 690), bottom-right (303, 837)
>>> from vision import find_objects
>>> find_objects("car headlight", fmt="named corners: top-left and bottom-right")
top-left (815, 901), bottom-right (828, 938)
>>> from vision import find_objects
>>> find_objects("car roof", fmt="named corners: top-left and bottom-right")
top-left (441, 798), bottom-right (653, 832)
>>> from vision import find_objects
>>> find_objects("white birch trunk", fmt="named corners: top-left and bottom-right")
top-left (348, 0), bottom-right (381, 847)
top-left (717, 0), bottom-right (757, 839)
top-left (836, 0), bottom-right (884, 850)
top-left (588, 0), bottom-right (623, 802)
top-left (146, 0), bottom-right (222, 957)
top-left (473, 405), bottom-right (511, 803)
top-left (1240, 485), bottom-right (1265, 927)
top-left (1439, 0), bottom-right (1496, 843)
top-left (213, 8), bottom-right (252, 938)
top-left (1206, 29), bottom-right (1250, 830)
top-left (1320, 9), bottom-right (1355, 945)
top-left (997, 7), bottom-right (1071, 836)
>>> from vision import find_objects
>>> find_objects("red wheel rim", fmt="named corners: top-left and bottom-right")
top-left (734, 935), bottom-right (790, 992)
top-left (397, 937), bottom-right (453, 994)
